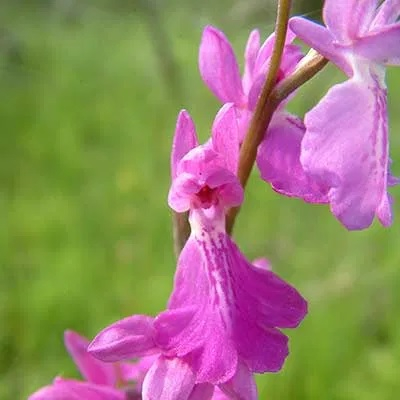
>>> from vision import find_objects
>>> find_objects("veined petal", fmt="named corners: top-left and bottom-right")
top-left (211, 103), bottom-right (240, 174)
top-left (88, 315), bottom-right (157, 362)
top-left (64, 330), bottom-right (117, 386)
top-left (218, 362), bottom-right (257, 400)
top-left (323, 0), bottom-right (376, 42)
top-left (289, 17), bottom-right (352, 76)
top-left (199, 26), bottom-right (244, 104)
top-left (372, 0), bottom-right (400, 27)
top-left (354, 23), bottom-right (400, 65)
top-left (171, 110), bottom-right (199, 179)
top-left (243, 29), bottom-right (260, 96)
top-left (302, 77), bottom-right (390, 229)
top-left (256, 112), bottom-right (328, 203)
top-left (142, 357), bottom-right (196, 400)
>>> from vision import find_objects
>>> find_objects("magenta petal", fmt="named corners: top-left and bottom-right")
top-left (168, 238), bottom-right (208, 309)
top-left (199, 26), bottom-right (244, 104)
top-left (171, 110), bottom-right (199, 179)
top-left (211, 103), bottom-right (240, 174)
top-left (354, 23), bottom-right (400, 65)
top-left (29, 379), bottom-right (124, 400)
top-left (88, 315), bottom-right (157, 362)
top-left (242, 29), bottom-right (260, 96)
top-left (142, 356), bottom-right (196, 400)
top-left (256, 112), bottom-right (328, 203)
top-left (235, 325), bottom-right (289, 373)
top-left (188, 383), bottom-right (215, 400)
top-left (323, 0), bottom-right (376, 42)
top-left (289, 17), bottom-right (352, 76)
top-left (303, 78), bottom-right (390, 229)
top-left (218, 362), bottom-right (257, 400)
top-left (64, 330), bottom-right (117, 386)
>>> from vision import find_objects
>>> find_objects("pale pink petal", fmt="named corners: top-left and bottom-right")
top-left (171, 110), bottom-right (199, 179)
top-left (252, 257), bottom-right (271, 271)
top-left (211, 103), bottom-right (240, 174)
top-left (289, 17), bottom-right (352, 76)
top-left (372, 0), bottom-right (400, 27)
top-left (88, 315), bottom-right (157, 362)
top-left (256, 112), bottom-right (328, 203)
top-left (199, 26), bottom-right (244, 104)
top-left (377, 193), bottom-right (393, 226)
top-left (323, 0), bottom-right (376, 42)
top-left (303, 78), bottom-right (390, 229)
top-left (218, 362), bottom-right (257, 400)
top-left (64, 330), bottom-right (117, 386)
top-left (242, 29), bottom-right (260, 95)
top-left (168, 173), bottom-right (202, 212)
top-left (354, 23), bottom-right (400, 65)
top-left (142, 356), bottom-right (196, 400)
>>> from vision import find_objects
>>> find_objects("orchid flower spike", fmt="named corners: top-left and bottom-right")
top-left (199, 25), bottom-right (328, 203)
top-left (290, 0), bottom-right (400, 229)
top-left (88, 106), bottom-right (307, 400)
top-left (29, 330), bottom-right (154, 400)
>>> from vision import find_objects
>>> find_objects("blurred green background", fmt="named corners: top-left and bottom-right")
top-left (1, 1), bottom-right (400, 399)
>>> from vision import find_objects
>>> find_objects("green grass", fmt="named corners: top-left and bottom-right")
top-left (1, 5), bottom-right (400, 400)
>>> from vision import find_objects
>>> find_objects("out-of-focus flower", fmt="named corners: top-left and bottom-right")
top-left (29, 330), bottom-right (154, 400)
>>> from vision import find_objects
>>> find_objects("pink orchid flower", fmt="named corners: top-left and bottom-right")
top-left (88, 105), bottom-right (307, 400)
top-left (290, 0), bottom-right (400, 229)
top-left (199, 25), bottom-right (328, 203)
top-left (29, 330), bottom-right (154, 400)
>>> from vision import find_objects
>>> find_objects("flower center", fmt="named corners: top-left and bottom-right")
top-left (195, 185), bottom-right (216, 208)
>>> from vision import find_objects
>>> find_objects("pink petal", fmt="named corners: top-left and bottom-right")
top-left (354, 23), bottom-right (400, 65)
top-left (256, 112), bottom-right (328, 203)
top-left (142, 356), bottom-right (196, 400)
top-left (234, 325), bottom-right (289, 373)
top-left (211, 103), bottom-right (240, 174)
top-left (168, 173), bottom-right (202, 212)
top-left (64, 330), bottom-right (117, 386)
top-left (168, 238), bottom-right (208, 309)
top-left (303, 78), bottom-right (390, 229)
top-left (218, 362), bottom-right (257, 400)
top-left (289, 17), bottom-right (352, 76)
top-left (29, 379), bottom-right (124, 400)
top-left (88, 315), bottom-right (157, 362)
top-left (242, 29), bottom-right (260, 96)
top-left (372, 0), bottom-right (400, 27)
top-left (252, 257), bottom-right (271, 271)
top-left (189, 384), bottom-right (215, 400)
top-left (253, 28), bottom-right (296, 75)
top-left (323, 0), bottom-right (376, 42)
top-left (199, 26), bottom-right (244, 104)
top-left (171, 110), bottom-right (199, 179)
